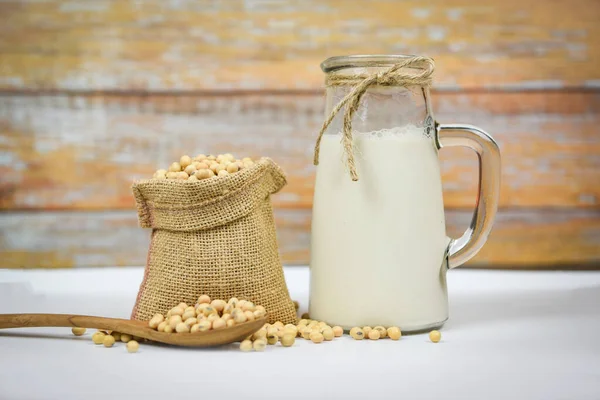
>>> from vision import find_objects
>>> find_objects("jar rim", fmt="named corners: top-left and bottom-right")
top-left (320, 54), bottom-right (419, 73)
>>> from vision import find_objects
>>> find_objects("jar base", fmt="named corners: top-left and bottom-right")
top-left (396, 318), bottom-right (448, 334)
top-left (339, 318), bottom-right (448, 335)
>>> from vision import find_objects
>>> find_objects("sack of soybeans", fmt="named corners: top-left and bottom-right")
top-left (130, 154), bottom-right (297, 325)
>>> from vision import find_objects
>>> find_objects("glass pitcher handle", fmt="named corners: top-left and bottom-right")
top-left (437, 124), bottom-right (501, 269)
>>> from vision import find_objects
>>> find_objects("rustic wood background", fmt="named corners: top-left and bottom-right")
top-left (1, 0), bottom-right (599, 269)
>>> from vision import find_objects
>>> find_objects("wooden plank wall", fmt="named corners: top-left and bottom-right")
top-left (1, 0), bottom-right (599, 269)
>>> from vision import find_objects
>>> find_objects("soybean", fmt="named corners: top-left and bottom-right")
top-left (92, 331), bottom-right (105, 344)
top-left (267, 333), bottom-right (278, 345)
top-left (170, 307), bottom-right (184, 317)
top-left (211, 299), bottom-right (226, 313)
top-left (429, 330), bottom-right (442, 343)
top-left (149, 314), bottom-right (165, 329)
top-left (240, 340), bottom-right (253, 352)
top-left (349, 327), bottom-right (364, 340)
top-left (332, 326), bottom-right (344, 337)
top-left (103, 335), bottom-right (116, 347)
top-left (197, 320), bottom-right (212, 332)
top-left (180, 155), bottom-right (192, 169)
top-left (281, 334), bottom-right (295, 347)
top-left (182, 310), bottom-right (196, 321)
top-left (310, 332), bottom-right (324, 344)
top-left (363, 326), bottom-right (372, 338)
top-left (253, 339), bottom-right (267, 352)
top-left (322, 328), bottom-right (335, 341)
top-left (71, 327), bottom-right (86, 336)
top-left (168, 162), bottom-right (181, 172)
top-left (301, 329), bottom-right (312, 340)
top-left (374, 326), bottom-right (387, 338)
top-left (252, 329), bottom-right (267, 341)
top-left (168, 315), bottom-right (182, 329)
top-left (126, 340), bottom-right (140, 353)
top-left (212, 318), bottom-right (226, 330)
top-left (156, 321), bottom-right (168, 332)
top-left (368, 329), bottom-right (381, 340)
top-left (244, 310), bottom-right (255, 322)
top-left (387, 327), bottom-right (402, 340)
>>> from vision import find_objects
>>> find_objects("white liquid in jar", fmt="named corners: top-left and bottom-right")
top-left (309, 125), bottom-right (449, 331)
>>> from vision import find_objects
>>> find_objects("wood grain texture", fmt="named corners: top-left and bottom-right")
top-left (0, 313), bottom-right (266, 346)
top-left (1, 91), bottom-right (598, 210)
top-left (0, 0), bottom-right (598, 91)
top-left (1, 208), bottom-right (598, 269)
top-left (1, 0), bottom-right (599, 269)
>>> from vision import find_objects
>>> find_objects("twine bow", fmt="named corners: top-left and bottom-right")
top-left (313, 56), bottom-right (435, 181)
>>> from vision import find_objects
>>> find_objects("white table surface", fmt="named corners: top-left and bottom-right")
top-left (0, 267), bottom-right (599, 400)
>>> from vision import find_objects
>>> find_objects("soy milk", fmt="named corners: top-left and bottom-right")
top-left (309, 126), bottom-right (449, 330)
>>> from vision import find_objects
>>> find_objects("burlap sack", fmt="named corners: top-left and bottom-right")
top-left (130, 157), bottom-right (297, 325)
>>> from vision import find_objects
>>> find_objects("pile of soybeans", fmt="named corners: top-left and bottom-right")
top-left (147, 295), bottom-right (266, 334)
top-left (78, 328), bottom-right (141, 353)
top-left (152, 154), bottom-right (255, 181)
top-left (72, 296), bottom-right (442, 353)
top-left (72, 298), bottom-right (442, 353)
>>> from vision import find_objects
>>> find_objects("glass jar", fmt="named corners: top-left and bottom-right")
top-left (309, 55), bottom-right (501, 331)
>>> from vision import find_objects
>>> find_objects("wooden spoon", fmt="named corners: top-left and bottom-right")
top-left (0, 314), bottom-right (266, 347)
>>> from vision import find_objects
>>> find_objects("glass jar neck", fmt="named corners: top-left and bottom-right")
top-left (321, 54), bottom-right (424, 73)
top-left (324, 84), bottom-right (434, 137)
top-left (320, 54), bottom-right (436, 143)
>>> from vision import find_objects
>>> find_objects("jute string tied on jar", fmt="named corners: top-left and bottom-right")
top-left (313, 56), bottom-right (435, 181)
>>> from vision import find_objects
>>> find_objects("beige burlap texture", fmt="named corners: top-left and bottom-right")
top-left (130, 158), bottom-right (297, 325)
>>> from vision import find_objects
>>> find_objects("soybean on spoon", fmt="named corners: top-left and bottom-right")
top-left (0, 314), bottom-right (266, 347)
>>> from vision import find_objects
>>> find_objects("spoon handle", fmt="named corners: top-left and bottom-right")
top-left (0, 314), bottom-right (267, 347)
top-left (0, 313), bottom-right (141, 333)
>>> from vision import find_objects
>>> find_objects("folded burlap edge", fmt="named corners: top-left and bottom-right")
top-left (132, 157), bottom-right (287, 231)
